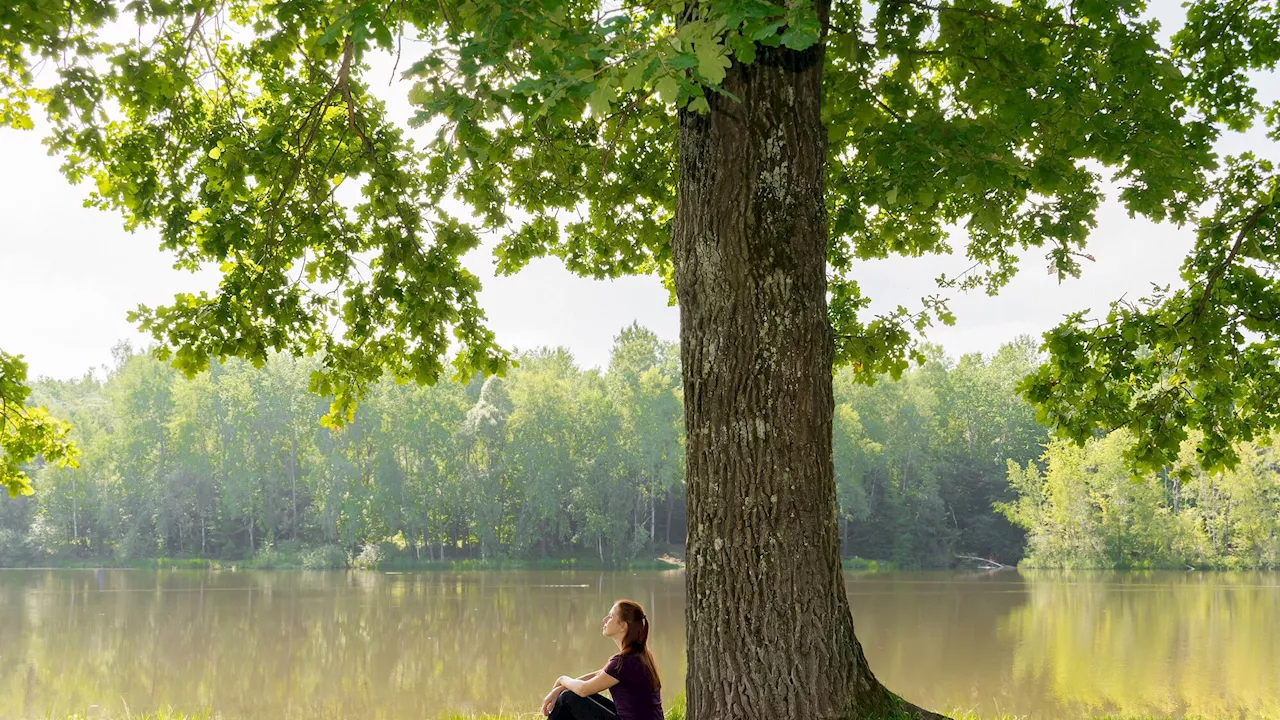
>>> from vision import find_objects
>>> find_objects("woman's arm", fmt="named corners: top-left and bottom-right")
top-left (557, 667), bottom-right (618, 697)
top-left (550, 670), bottom-right (597, 691)
top-left (542, 671), bottom-right (606, 715)
top-left (546, 672), bottom-right (597, 700)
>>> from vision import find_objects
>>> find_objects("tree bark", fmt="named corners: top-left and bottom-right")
top-left (671, 6), bottom-right (942, 718)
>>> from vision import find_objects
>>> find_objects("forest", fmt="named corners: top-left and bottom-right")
top-left (4, 324), bottom-right (1277, 571)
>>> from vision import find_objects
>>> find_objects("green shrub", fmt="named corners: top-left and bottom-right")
top-left (301, 544), bottom-right (347, 569)
top-left (842, 556), bottom-right (895, 572)
top-left (242, 544), bottom-right (302, 569)
top-left (154, 557), bottom-right (218, 570)
top-left (352, 542), bottom-right (383, 569)
top-left (0, 528), bottom-right (33, 567)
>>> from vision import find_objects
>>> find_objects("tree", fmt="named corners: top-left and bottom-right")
top-left (6, 1), bottom-right (1280, 717)
top-left (458, 375), bottom-right (513, 560)
top-left (607, 323), bottom-right (683, 557)
top-left (1, 351), bottom-right (77, 497)
top-left (504, 349), bottom-right (583, 557)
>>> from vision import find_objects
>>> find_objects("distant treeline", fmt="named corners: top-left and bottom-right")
top-left (2, 326), bottom-right (1277, 569)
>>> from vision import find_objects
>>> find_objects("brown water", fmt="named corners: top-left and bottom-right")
top-left (0, 569), bottom-right (1276, 719)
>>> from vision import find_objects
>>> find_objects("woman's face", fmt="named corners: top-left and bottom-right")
top-left (602, 604), bottom-right (627, 639)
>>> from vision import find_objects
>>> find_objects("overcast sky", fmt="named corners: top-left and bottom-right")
top-left (1, 4), bottom-right (1276, 381)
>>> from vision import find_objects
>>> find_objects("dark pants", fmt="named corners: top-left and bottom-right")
top-left (548, 691), bottom-right (617, 720)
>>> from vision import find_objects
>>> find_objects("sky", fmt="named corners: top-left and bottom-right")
top-left (0, 4), bottom-right (1276, 381)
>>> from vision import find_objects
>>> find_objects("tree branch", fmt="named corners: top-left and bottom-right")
top-left (1188, 201), bottom-right (1273, 324)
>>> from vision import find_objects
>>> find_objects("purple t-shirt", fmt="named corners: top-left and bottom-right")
top-left (604, 653), bottom-right (664, 720)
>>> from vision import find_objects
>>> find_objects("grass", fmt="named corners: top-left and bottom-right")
top-left (46, 699), bottom-right (685, 720)
top-left (44, 695), bottom-right (1258, 720)
top-left (45, 710), bottom-right (1246, 720)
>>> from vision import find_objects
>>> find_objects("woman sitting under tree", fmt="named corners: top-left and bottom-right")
top-left (542, 599), bottom-right (665, 720)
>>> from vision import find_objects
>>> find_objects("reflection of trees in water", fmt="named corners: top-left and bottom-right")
top-left (0, 570), bottom-right (687, 717)
top-left (845, 572), bottom-right (1041, 715)
top-left (6, 570), bottom-right (1277, 718)
top-left (1002, 571), bottom-right (1280, 717)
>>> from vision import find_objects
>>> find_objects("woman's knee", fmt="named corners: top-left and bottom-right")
top-left (556, 691), bottom-right (587, 710)
top-left (557, 691), bottom-right (613, 718)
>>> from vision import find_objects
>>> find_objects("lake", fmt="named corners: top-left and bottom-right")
top-left (0, 569), bottom-right (1276, 718)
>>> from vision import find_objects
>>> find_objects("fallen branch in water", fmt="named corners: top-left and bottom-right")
top-left (954, 554), bottom-right (1010, 569)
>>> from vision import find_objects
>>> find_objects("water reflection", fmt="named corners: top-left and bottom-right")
top-left (0, 570), bottom-right (1276, 719)
top-left (0, 570), bottom-right (686, 719)
top-left (998, 571), bottom-right (1280, 718)
top-left (848, 571), bottom-right (1280, 718)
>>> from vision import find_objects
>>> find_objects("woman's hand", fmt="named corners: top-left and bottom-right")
top-left (541, 685), bottom-right (564, 717)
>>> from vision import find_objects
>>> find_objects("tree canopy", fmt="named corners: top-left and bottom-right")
top-left (3, 0), bottom-right (1278, 476)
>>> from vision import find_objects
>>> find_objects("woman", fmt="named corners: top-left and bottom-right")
top-left (541, 599), bottom-right (664, 720)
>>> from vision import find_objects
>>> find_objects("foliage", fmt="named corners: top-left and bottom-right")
top-left (1001, 431), bottom-right (1280, 569)
top-left (1022, 8), bottom-right (1280, 473)
top-left (0, 351), bottom-right (77, 497)
top-left (10, 332), bottom-right (1280, 571)
top-left (0, 527), bottom-right (33, 566)
top-left (1, 333), bottom-right (1075, 569)
top-left (0, 330), bottom-right (1070, 566)
top-left (1, 331), bottom-right (685, 566)
top-left (835, 339), bottom-right (1046, 567)
top-left (840, 556), bottom-right (895, 572)
top-left (302, 544), bottom-right (349, 570)
top-left (0, 0), bottom-right (1275, 476)
top-left (242, 544), bottom-right (305, 570)
top-left (352, 542), bottom-right (384, 569)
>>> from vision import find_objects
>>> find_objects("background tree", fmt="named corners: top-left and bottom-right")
top-left (5, 1), bottom-right (1280, 717)
top-left (607, 323), bottom-right (684, 558)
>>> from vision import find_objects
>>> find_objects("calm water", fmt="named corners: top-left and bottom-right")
top-left (1, 569), bottom-right (1277, 719)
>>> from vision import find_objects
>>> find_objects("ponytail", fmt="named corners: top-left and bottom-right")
top-left (614, 599), bottom-right (661, 691)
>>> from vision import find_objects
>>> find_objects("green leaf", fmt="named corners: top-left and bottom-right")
top-left (655, 75), bottom-right (680, 104)
top-left (587, 81), bottom-right (617, 119)
top-left (696, 40), bottom-right (732, 85)
top-left (621, 63), bottom-right (647, 93)
top-left (779, 24), bottom-right (819, 51)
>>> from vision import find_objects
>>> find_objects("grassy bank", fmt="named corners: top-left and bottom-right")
top-left (842, 556), bottom-right (898, 572)
top-left (40, 693), bottom-right (1253, 720)
top-left (46, 702), bottom-right (1240, 720)
top-left (6, 551), bottom-right (684, 572)
top-left (7, 547), bottom-right (909, 573)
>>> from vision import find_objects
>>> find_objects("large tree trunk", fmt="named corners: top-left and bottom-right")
top-left (671, 6), bottom-right (941, 718)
